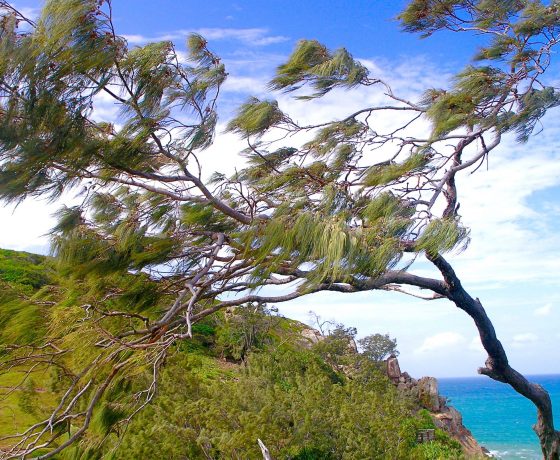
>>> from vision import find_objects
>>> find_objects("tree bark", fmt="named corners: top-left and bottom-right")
top-left (428, 253), bottom-right (560, 459)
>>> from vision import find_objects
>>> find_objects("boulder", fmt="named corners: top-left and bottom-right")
top-left (386, 356), bottom-right (401, 382)
top-left (417, 376), bottom-right (440, 412)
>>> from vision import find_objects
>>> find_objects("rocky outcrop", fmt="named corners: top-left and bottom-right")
top-left (297, 328), bottom-right (489, 457)
top-left (433, 406), bottom-right (491, 457)
top-left (386, 355), bottom-right (402, 381)
top-left (385, 357), bottom-right (490, 458)
top-left (299, 326), bottom-right (324, 345)
top-left (417, 376), bottom-right (441, 412)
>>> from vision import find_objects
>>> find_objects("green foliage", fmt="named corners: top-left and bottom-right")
top-left (0, 248), bottom-right (52, 289)
top-left (1, 0), bottom-right (559, 456)
top-left (312, 323), bottom-right (358, 370)
top-left (270, 40), bottom-right (369, 98)
top-left (92, 402), bottom-right (128, 436)
top-left (226, 97), bottom-right (285, 138)
top-left (244, 201), bottom-right (411, 287)
top-left (304, 120), bottom-right (365, 160)
top-left (402, 1), bottom-right (560, 142)
top-left (0, 250), bottom-right (59, 344)
top-left (181, 202), bottom-right (236, 233)
top-left (506, 87), bottom-right (560, 142)
top-left (410, 428), bottom-right (464, 459)
top-left (399, 0), bottom-right (463, 36)
top-left (0, 255), bottom-right (468, 459)
top-left (214, 304), bottom-right (280, 361)
top-left (114, 347), bottom-right (421, 460)
top-left (363, 153), bottom-right (429, 187)
top-left (411, 440), bottom-right (464, 460)
top-left (415, 219), bottom-right (470, 255)
top-left (399, 0), bottom-right (524, 37)
top-left (17, 378), bottom-right (39, 417)
top-left (358, 333), bottom-right (399, 363)
top-left (0, 294), bottom-right (44, 344)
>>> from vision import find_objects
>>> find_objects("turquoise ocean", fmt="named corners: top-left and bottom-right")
top-left (439, 375), bottom-right (560, 459)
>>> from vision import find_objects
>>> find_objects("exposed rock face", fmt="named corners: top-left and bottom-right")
top-left (297, 326), bottom-right (489, 458)
top-left (299, 327), bottom-right (323, 345)
top-left (417, 376), bottom-right (441, 412)
top-left (432, 406), bottom-right (487, 456)
top-left (385, 357), bottom-right (490, 458)
top-left (386, 355), bottom-right (401, 382)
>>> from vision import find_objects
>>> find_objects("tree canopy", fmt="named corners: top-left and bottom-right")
top-left (359, 333), bottom-right (399, 363)
top-left (1, 0), bottom-right (560, 458)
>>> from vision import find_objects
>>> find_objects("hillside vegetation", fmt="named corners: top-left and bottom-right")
top-left (0, 248), bottom-right (464, 459)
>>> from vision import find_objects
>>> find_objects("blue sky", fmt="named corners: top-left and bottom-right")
top-left (2, 0), bottom-right (560, 378)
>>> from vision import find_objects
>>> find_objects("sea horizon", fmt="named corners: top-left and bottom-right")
top-left (437, 373), bottom-right (560, 379)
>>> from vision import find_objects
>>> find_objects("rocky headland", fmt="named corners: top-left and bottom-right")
top-left (385, 355), bottom-right (492, 458)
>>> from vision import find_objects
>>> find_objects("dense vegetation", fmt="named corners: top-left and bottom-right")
top-left (1, 0), bottom-right (560, 457)
top-left (0, 248), bottom-right (463, 459)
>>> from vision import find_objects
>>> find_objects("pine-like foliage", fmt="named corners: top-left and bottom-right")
top-left (269, 40), bottom-right (370, 98)
top-left (1, 0), bottom-right (559, 457)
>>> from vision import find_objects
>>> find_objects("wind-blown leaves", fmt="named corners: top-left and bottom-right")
top-left (226, 97), bottom-right (285, 138)
top-left (2, 1), bottom-right (560, 456)
top-left (244, 193), bottom-right (416, 286)
top-left (363, 154), bottom-right (429, 187)
top-left (399, 0), bottom-right (525, 37)
top-left (415, 218), bottom-right (470, 254)
top-left (507, 87), bottom-right (560, 142)
top-left (269, 40), bottom-right (369, 98)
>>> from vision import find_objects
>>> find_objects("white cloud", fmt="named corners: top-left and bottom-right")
top-left (0, 200), bottom-right (56, 254)
top-left (468, 336), bottom-right (485, 353)
top-left (416, 332), bottom-right (466, 354)
top-left (534, 303), bottom-right (553, 317)
top-left (222, 76), bottom-right (267, 94)
top-left (120, 34), bottom-right (147, 45)
top-left (513, 332), bottom-right (538, 342)
top-left (511, 333), bottom-right (539, 348)
top-left (122, 28), bottom-right (288, 47)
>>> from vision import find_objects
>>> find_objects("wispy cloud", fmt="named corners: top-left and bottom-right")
top-left (222, 76), bottom-right (267, 94)
top-left (511, 332), bottom-right (539, 348)
top-left (534, 303), bottom-right (553, 317)
top-left (123, 28), bottom-right (289, 47)
top-left (416, 332), bottom-right (466, 354)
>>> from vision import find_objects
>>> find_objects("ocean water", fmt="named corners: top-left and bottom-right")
top-left (439, 375), bottom-right (560, 459)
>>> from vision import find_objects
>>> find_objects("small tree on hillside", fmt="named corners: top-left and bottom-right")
top-left (1, 0), bottom-right (560, 458)
top-left (358, 333), bottom-right (399, 363)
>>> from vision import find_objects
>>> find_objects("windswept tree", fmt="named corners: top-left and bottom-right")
top-left (1, 0), bottom-right (560, 458)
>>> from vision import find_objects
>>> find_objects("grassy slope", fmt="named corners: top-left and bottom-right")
top-left (0, 248), bottom-right (52, 290)
top-left (0, 248), bottom-right (464, 459)
top-left (0, 249), bottom-right (58, 443)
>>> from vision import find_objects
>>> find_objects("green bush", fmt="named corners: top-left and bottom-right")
top-left (112, 346), bottom-right (423, 459)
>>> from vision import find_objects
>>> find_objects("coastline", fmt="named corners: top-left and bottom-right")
top-left (385, 356), bottom-right (490, 458)
top-left (439, 374), bottom-right (560, 459)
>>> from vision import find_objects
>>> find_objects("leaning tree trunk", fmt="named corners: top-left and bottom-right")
top-left (428, 254), bottom-right (560, 460)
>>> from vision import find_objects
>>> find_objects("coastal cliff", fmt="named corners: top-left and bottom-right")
top-left (297, 322), bottom-right (491, 458)
top-left (385, 355), bottom-right (491, 458)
